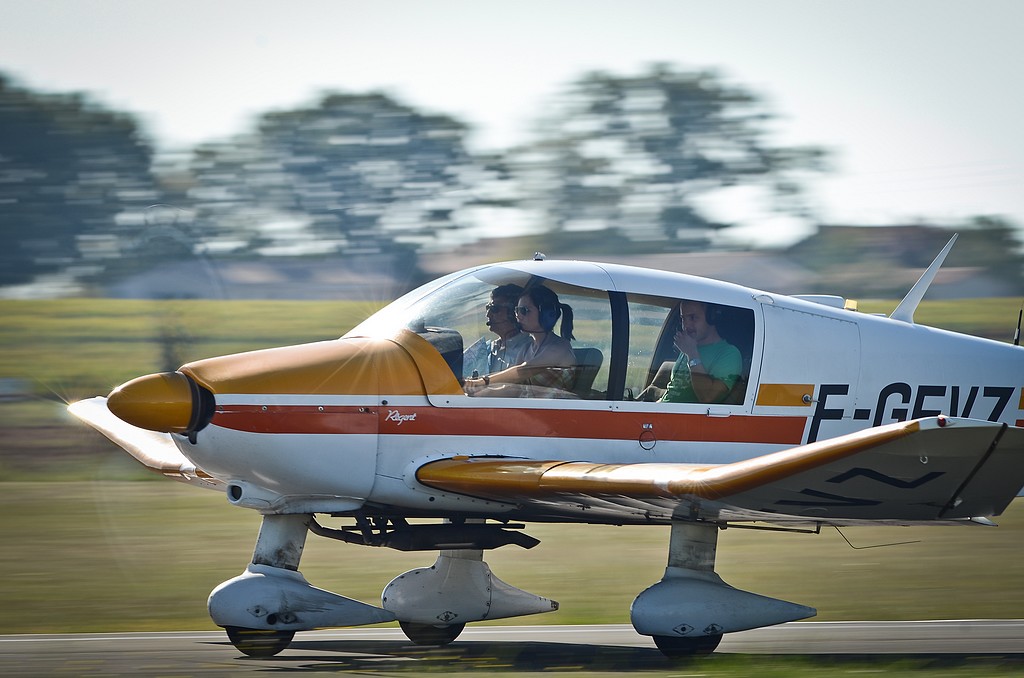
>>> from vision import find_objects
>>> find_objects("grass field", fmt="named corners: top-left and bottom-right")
top-left (1, 478), bottom-right (1021, 634)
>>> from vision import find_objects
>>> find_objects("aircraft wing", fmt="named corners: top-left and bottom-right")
top-left (68, 397), bottom-right (224, 490)
top-left (417, 417), bottom-right (1024, 525)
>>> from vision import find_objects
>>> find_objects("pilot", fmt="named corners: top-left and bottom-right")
top-left (465, 285), bottom-right (576, 396)
top-left (660, 299), bottom-right (742, 404)
top-left (462, 284), bottom-right (533, 379)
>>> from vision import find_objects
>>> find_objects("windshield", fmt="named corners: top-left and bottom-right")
top-left (348, 265), bottom-right (614, 398)
top-left (346, 266), bottom-right (530, 380)
top-left (347, 266), bottom-right (527, 341)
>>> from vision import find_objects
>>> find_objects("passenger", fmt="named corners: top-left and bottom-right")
top-left (465, 285), bottom-right (576, 396)
top-left (661, 299), bottom-right (742, 404)
top-left (462, 284), bottom-right (533, 379)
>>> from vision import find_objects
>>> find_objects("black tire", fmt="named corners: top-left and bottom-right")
top-left (225, 626), bottom-right (295, 657)
top-left (399, 621), bottom-right (466, 646)
top-left (653, 633), bottom-right (723, 657)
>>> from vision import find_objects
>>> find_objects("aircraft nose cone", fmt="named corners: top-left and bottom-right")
top-left (108, 372), bottom-right (196, 433)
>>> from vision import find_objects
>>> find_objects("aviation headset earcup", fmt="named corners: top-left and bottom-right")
top-left (538, 302), bottom-right (560, 331)
top-left (705, 303), bottom-right (724, 326)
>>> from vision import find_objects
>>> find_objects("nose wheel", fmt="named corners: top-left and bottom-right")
top-left (225, 626), bottom-right (295, 657)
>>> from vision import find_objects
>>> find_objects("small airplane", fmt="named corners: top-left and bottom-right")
top-left (70, 235), bottom-right (1024, 658)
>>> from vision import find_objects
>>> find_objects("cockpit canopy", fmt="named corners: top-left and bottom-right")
top-left (347, 261), bottom-right (757, 403)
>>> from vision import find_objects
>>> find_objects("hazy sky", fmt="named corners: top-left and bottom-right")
top-left (3, 0), bottom-right (1023, 246)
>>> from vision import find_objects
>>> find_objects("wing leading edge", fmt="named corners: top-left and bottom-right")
top-left (417, 417), bottom-right (1024, 525)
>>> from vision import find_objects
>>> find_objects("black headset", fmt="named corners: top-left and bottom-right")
top-left (704, 303), bottom-right (724, 326)
top-left (677, 302), bottom-right (724, 331)
top-left (524, 285), bottom-right (563, 332)
top-left (536, 299), bottom-right (560, 331)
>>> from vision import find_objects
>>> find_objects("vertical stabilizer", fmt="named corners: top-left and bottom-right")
top-left (890, 234), bottom-right (958, 324)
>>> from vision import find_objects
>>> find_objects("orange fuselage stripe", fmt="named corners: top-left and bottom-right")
top-left (756, 383), bottom-right (814, 407)
top-left (214, 405), bottom-right (378, 435)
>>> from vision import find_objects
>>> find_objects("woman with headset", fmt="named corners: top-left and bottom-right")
top-left (464, 285), bottom-right (577, 397)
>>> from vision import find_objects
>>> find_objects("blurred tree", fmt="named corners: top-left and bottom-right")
top-left (184, 92), bottom-right (481, 262)
top-left (510, 65), bottom-right (829, 252)
top-left (788, 220), bottom-right (1024, 296)
top-left (947, 217), bottom-right (1024, 289)
top-left (0, 74), bottom-right (157, 286)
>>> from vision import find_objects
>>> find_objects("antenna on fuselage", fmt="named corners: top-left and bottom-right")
top-left (1014, 303), bottom-right (1022, 346)
top-left (890, 234), bottom-right (958, 324)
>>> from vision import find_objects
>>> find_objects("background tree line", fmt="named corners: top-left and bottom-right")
top-left (1, 67), bottom-right (1021, 294)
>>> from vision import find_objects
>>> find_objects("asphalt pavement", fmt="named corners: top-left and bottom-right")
top-left (2, 620), bottom-right (1022, 675)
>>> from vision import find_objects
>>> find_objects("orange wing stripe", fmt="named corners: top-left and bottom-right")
top-left (417, 420), bottom-right (921, 501)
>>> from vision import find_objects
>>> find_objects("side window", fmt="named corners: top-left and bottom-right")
top-left (460, 279), bottom-right (614, 400)
top-left (629, 295), bottom-right (755, 406)
top-left (693, 304), bottom-right (754, 405)
top-left (545, 285), bottom-right (613, 399)
top-left (624, 295), bottom-right (675, 399)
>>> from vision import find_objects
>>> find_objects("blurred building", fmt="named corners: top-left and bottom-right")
top-left (104, 254), bottom-right (412, 301)
top-left (11, 224), bottom-right (1016, 301)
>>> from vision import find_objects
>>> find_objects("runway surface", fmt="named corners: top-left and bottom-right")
top-left (2, 620), bottom-right (1022, 675)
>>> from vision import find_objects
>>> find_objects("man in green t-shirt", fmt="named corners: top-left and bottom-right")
top-left (661, 299), bottom-right (742, 404)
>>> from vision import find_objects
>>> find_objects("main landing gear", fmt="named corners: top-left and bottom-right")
top-left (652, 632), bottom-right (723, 657)
top-left (398, 621), bottom-right (466, 646)
top-left (382, 547), bottom-right (557, 645)
top-left (630, 520), bottom-right (815, 657)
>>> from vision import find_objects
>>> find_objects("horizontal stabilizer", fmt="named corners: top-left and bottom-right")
top-left (68, 396), bottom-right (222, 489)
top-left (417, 417), bottom-right (1024, 523)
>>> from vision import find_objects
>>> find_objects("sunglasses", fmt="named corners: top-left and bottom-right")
top-left (515, 306), bottom-right (533, 316)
